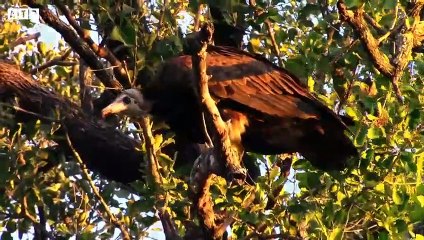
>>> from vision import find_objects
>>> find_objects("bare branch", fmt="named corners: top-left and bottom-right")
top-left (79, 59), bottom-right (93, 114)
top-left (363, 13), bottom-right (386, 35)
top-left (192, 24), bottom-right (245, 178)
top-left (9, 32), bottom-right (41, 49)
top-left (30, 48), bottom-right (73, 74)
top-left (193, 4), bottom-right (204, 32)
top-left (249, 0), bottom-right (283, 66)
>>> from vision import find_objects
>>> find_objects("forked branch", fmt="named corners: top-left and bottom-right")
top-left (190, 23), bottom-right (245, 239)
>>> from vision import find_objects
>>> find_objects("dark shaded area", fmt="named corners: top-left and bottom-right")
top-left (210, 6), bottom-right (246, 48)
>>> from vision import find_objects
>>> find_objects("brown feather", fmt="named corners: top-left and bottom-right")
top-left (141, 46), bottom-right (357, 171)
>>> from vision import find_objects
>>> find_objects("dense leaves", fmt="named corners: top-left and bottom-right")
top-left (0, 0), bottom-right (423, 239)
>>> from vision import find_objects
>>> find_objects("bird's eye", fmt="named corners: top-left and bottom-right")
top-left (122, 96), bottom-right (131, 104)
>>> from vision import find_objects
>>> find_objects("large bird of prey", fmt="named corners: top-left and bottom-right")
top-left (102, 45), bottom-right (357, 171)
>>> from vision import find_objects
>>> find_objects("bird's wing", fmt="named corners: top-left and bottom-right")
top-left (202, 46), bottom-right (333, 121)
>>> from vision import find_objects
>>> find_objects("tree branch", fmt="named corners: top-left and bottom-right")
top-left (191, 24), bottom-right (245, 179)
top-left (190, 23), bottom-right (245, 239)
top-left (0, 61), bottom-right (144, 184)
top-left (30, 48), bottom-right (73, 75)
top-left (139, 117), bottom-right (182, 240)
top-left (9, 32), bottom-right (41, 49)
top-left (337, 0), bottom-right (394, 78)
top-left (53, 0), bottom-right (131, 88)
top-left (249, 0), bottom-right (283, 66)
top-left (337, 0), bottom-right (424, 102)
top-left (23, 0), bottom-right (122, 90)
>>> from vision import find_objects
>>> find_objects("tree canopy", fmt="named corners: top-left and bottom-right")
top-left (0, 0), bottom-right (423, 239)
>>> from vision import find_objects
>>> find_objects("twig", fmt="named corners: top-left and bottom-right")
top-left (341, 204), bottom-right (354, 239)
top-left (249, 0), bottom-right (283, 66)
top-left (79, 59), bottom-right (93, 114)
top-left (21, 196), bottom-right (54, 240)
top-left (65, 133), bottom-right (131, 240)
top-left (158, 0), bottom-right (169, 34)
top-left (193, 4), bottom-right (204, 31)
top-left (363, 13), bottom-right (386, 35)
top-left (9, 32), bottom-right (41, 49)
top-left (201, 113), bottom-right (214, 148)
top-left (9, 104), bottom-right (61, 123)
top-left (139, 117), bottom-right (162, 185)
top-left (30, 48), bottom-right (73, 74)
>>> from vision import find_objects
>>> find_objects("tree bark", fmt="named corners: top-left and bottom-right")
top-left (0, 61), bottom-right (144, 183)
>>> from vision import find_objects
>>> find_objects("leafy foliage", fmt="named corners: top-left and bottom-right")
top-left (0, 0), bottom-right (423, 239)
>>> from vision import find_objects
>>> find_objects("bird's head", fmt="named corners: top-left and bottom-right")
top-left (101, 89), bottom-right (151, 119)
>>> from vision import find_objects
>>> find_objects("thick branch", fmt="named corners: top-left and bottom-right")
top-left (191, 24), bottom-right (245, 178)
top-left (197, 174), bottom-right (231, 239)
top-left (190, 23), bottom-right (245, 239)
top-left (0, 61), bottom-right (143, 184)
top-left (337, 0), bottom-right (395, 78)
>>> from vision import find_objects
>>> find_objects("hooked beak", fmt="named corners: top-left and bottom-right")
top-left (101, 102), bottom-right (127, 118)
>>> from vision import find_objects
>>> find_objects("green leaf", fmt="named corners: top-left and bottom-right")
top-left (407, 108), bottom-right (421, 130)
top-left (329, 227), bottom-right (343, 240)
top-left (37, 42), bottom-right (48, 55)
top-left (297, 172), bottom-right (321, 189)
top-left (417, 184), bottom-right (424, 195)
top-left (287, 28), bottom-right (298, 41)
top-left (367, 127), bottom-right (382, 139)
top-left (416, 195), bottom-right (424, 208)
top-left (383, 0), bottom-right (397, 10)
top-left (1, 232), bottom-right (13, 240)
top-left (393, 189), bottom-right (403, 205)
top-left (299, 4), bottom-right (321, 21)
top-left (110, 24), bottom-right (136, 46)
top-left (400, 152), bottom-right (414, 164)
top-left (378, 231), bottom-right (389, 240)
top-left (395, 219), bottom-right (407, 233)
top-left (354, 124), bottom-right (367, 146)
top-left (344, 0), bottom-right (363, 8)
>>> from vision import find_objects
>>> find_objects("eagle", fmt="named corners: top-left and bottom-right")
top-left (102, 45), bottom-right (357, 171)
